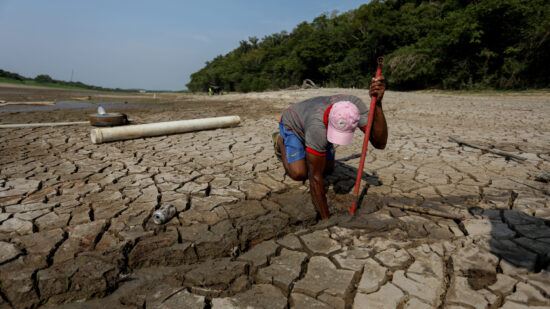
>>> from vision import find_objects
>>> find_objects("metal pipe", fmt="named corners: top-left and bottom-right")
top-left (350, 57), bottom-right (384, 215)
top-left (91, 115), bottom-right (241, 144)
top-left (0, 121), bottom-right (90, 128)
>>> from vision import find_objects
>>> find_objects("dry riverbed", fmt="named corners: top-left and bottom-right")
top-left (0, 85), bottom-right (549, 308)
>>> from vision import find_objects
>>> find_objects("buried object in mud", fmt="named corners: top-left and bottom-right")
top-left (448, 136), bottom-right (527, 162)
top-left (153, 204), bottom-right (176, 224)
top-left (90, 115), bottom-right (241, 144)
top-left (386, 202), bottom-right (465, 220)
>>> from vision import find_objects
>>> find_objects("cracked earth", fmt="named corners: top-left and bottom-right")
top-left (0, 86), bottom-right (549, 308)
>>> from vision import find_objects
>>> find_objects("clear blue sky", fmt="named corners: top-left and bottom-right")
top-left (0, 1), bottom-right (368, 90)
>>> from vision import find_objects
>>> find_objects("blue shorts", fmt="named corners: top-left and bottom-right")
top-left (279, 120), bottom-right (334, 164)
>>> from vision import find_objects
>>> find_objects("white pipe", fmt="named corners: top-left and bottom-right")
top-left (0, 121), bottom-right (90, 128)
top-left (91, 115), bottom-right (241, 144)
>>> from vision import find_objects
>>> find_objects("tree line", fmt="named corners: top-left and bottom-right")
top-left (0, 69), bottom-right (134, 92)
top-left (186, 0), bottom-right (550, 92)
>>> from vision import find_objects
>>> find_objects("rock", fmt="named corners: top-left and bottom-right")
top-left (237, 239), bottom-right (279, 269)
top-left (293, 256), bottom-right (356, 299)
top-left (0, 217), bottom-right (33, 235)
top-left (211, 284), bottom-right (286, 309)
top-left (357, 259), bottom-right (387, 293)
top-left (299, 229), bottom-right (341, 255)
top-left (353, 283), bottom-right (405, 309)
top-left (0, 241), bottom-right (21, 263)
top-left (290, 293), bottom-right (332, 309)
top-left (256, 249), bottom-right (307, 292)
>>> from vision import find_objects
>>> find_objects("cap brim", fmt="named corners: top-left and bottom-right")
top-left (327, 127), bottom-right (354, 145)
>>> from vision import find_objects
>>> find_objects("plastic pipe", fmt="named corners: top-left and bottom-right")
top-left (91, 115), bottom-right (241, 144)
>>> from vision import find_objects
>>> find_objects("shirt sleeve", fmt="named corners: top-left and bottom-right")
top-left (351, 96), bottom-right (369, 129)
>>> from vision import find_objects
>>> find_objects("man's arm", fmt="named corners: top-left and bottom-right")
top-left (368, 77), bottom-right (388, 149)
top-left (305, 152), bottom-right (330, 220)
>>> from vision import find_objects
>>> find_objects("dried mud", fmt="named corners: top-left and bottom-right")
top-left (1, 85), bottom-right (549, 308)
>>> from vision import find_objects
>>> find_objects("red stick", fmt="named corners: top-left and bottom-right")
top-left (349, 57), bottom-right (384, 215)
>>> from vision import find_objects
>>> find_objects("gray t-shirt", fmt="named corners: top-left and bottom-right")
top-left (281, 94), bottom-right (369, 153)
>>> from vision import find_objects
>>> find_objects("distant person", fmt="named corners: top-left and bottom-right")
top-left (209, 87), bottom-right (213, 96)
top-left (273, 77), bottom-right (388, 219)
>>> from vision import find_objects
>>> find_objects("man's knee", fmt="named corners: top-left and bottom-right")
top-left (288, 169), bottom-right (307, 181)
top-left (287, 161), bottom-right (307, 181)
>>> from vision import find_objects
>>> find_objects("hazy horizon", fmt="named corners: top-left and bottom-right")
top-left (0, 1), bottom-right (368, 91)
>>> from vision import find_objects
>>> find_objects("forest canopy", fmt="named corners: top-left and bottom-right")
top-left (187, 0), bottom-right (550, 92)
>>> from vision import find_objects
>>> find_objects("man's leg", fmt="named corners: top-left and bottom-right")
top-left (276, 121), bottom-right (307, 181)
top-left (277, 135), bottom-right (307, 180)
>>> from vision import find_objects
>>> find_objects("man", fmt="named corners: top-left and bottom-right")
top-left (273, 77), bottom-right (388, 219)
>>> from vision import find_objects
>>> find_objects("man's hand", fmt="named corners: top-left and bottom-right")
top-left (368, 75), bottom-right (388, 149)
top-left (369, 76), bottom-right (386, 104)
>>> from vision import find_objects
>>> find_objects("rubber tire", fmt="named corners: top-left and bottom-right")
top-left (89, 113), bottom-right (128, 127)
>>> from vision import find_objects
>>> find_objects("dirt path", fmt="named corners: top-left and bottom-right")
top-left (0, 87), bottom-right (549, 308)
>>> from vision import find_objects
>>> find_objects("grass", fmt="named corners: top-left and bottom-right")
top-left (0, 77), bottom-right (94, 91)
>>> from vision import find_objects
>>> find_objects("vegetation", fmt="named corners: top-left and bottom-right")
top-left (0, 69), bottom-right (134, 92)
top-left (187, 0), bottom-right (550, 92)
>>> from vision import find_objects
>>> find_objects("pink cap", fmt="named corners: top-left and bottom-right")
top-left (327, 101), bottom-right (360, 145)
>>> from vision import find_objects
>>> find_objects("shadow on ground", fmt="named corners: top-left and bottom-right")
top-left (469, 207), bottom-right (550, 273)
